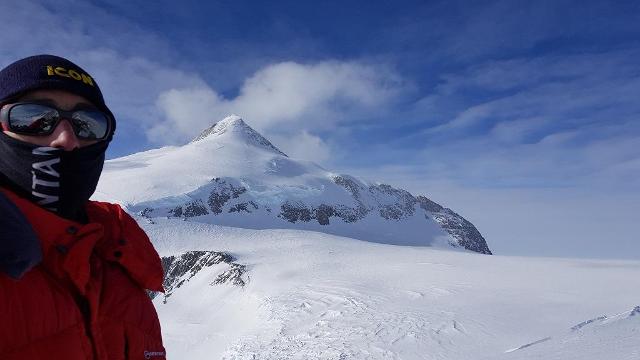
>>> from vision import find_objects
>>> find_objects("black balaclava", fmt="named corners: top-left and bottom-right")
top-left (0, 54), bottom-right (116, 222)
top-left (0, 132), bottom-right (108, 222)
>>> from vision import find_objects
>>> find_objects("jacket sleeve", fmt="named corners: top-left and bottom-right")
top-left (0, 190), bottom-right (42, 279)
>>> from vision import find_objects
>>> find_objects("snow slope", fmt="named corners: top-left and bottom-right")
top-left (142, 217), bottom-right (640, 360)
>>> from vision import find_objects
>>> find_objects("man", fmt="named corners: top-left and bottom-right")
top-left (0, 55), bottom-right (166, 360)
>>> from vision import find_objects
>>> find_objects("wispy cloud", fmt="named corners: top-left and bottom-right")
top-left (378, 49), bottom-right (640, 191)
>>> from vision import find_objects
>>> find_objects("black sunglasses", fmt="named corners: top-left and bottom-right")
top-left (0, 102), bottom-right (113, 140)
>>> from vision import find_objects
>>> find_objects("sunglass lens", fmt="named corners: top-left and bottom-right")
top-left (72, 110), bottom-right (110, 140)
top-left (9, 104), bottom-right (58, 135)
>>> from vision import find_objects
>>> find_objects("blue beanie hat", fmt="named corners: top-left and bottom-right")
top-left (0, 54), bottom-right (115, 132)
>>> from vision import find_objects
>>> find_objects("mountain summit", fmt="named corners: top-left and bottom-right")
top-left (95, 116), bottom-right (491, 254)
top-left (191, 115), bottom-right (287, 156)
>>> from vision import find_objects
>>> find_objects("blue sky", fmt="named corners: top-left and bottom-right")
top-left (1, 0), bottom-right (638, 259)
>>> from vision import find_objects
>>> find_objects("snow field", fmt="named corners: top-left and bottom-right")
top-left (144, 218), bottom-right (640, 359)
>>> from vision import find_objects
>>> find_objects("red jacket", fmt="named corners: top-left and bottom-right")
top-left (0, 189), bottom-right (166, 360)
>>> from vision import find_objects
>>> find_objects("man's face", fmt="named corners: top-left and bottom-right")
top-left (1, 89), bottom-right (100, 150)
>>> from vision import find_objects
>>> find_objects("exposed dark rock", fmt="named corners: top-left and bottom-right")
top-left (139, 207), bottom-right (154, 217)
top-left (183, 200), bottom-right (209, 217)
top-left (571, 316), bottom-right (608, 331)
top-left (168, 206), bottom-right (183, 218)
top-left (432, 209), bottom-right (492, 255)
top-left (315, 204), bottom-right (335, 225)
top-left (167, 200), bottom-right (209, 218)
top-left (333, 175), bottom-right (363, 198)
top-left (138, 207), bottom-right (155, 224)
top-left (279, 201), bottom-right (313, 223)
top-left (332, 175), bottom-right (371, 223)
top-left (370, 184), bottom-right (417, 220)
top-left (232, 187), bottom-right (247, 198)
top-left (212, 263), bottom-right (246, 287)
top-left (208, 178), bottom-right (248, 214)
top-left (379, 204), bottom-right (404, 221)
top-left (279, 201), bottom-right (368, 225)
top-left (334, 204), bottom-right (369, 223)
top-left (417, 196), bottom-right (444, 212)
top-left (228, 201), bottom-right (259, 214)
top-left (151, 250), bottom-right (246, 303)
top-left (208, 191), bottom-right (232, 210)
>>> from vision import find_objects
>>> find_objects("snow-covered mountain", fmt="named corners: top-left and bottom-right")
top-left (95, 115), bottom-right (491, 254)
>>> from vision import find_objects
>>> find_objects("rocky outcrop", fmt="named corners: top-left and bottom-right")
top-left (417, 196), bottom-right (443, 213)
top-left (278, 201), bottom-right (368, 225)
top-left (431, 209), bottom-right (492, 254)
top-left (228, 201), bottom-right (259, 214)
top-left (370, 184), bottom-right (417, 221)
top-left (207, 178), bottom-right (247, 215)
top-left (150, 250), bottom-right (247, 303)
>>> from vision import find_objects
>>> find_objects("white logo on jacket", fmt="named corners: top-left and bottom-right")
top-left (144, 350), bottom-right (165, 359)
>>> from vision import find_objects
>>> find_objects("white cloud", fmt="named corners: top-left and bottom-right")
top-left (150, 87), bottom-right (223, 141)
top-left (268, 131), bottom-right (332, 164)
top-left (150, 61), bottom-right (404, 159)
top-left (0, 0), bottom-right (208, 155)
top-left (233, 61), bottom-right (399, 128)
